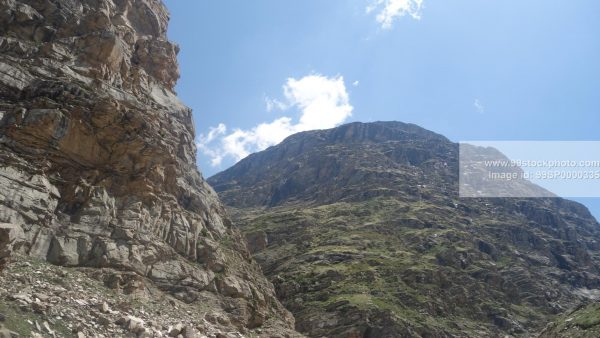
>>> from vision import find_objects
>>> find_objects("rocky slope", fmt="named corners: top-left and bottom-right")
top-left (0, 0), bottom-right (298, 336)
top-left (209, 121), bottom-right (600, 337)
top-left (538, 301), bottom-right (600, 337)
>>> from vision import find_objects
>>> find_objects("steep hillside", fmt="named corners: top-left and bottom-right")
top-left (0, 0), bottom-right (299, 336)
top-left (538, 301), bottom-right (600, 337)
top-left (209, 121), bottom-right (600, 337)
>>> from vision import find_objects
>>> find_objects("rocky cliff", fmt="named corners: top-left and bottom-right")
top-left (0, 0), bottom-right (298, 336)
top-left (210, 121), bottom-right (600, 337)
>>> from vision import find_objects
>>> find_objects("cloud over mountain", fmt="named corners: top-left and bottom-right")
top-left (198, 74), bottom-right (353, 167)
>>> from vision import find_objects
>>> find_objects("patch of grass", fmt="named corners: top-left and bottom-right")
top-left (573, 304), bottom-right (600, 329)
top-left (0, 301), bottom-right (34, 336)
top-left (0, 300), bottom-right (70, 337)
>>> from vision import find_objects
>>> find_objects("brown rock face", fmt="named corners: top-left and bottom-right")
top-left (0, 0), bottom-right (296, 334)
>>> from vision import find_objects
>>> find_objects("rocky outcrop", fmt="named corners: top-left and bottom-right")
top-left (0, 0), bottom-right (297, 336)
top-left (0, 254), bottom-right (286, 337)
top-left (210, 121), bottom-right (600, 337)
top-left (0, 223), bottom-right (23, 270)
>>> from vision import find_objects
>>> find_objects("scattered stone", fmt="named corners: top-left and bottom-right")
top-left (124, 315), bottom-right (145, 334)
top-left (42, 321), bottom-right (53, 334)
top-left (33, 293), bottom-right (49, 302)
top-left (168, 323), bottom-right (183, 337)
top-left (99, 302), bottom-right (110, 314)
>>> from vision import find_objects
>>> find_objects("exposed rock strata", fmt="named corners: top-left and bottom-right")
top-left (0, 0), bottom-right (297, 335)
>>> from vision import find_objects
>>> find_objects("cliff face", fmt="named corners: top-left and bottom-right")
top-left (210, 122), bottom-right (600, 337)
top-left (0, 0), bottom-right (296, 336)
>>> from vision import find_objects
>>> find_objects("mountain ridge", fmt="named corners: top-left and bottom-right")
top-left (210, 120), bottom-right (600, 337)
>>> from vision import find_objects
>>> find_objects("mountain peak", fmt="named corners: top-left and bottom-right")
top-left (278, 121), bottom-right (450, 146)
top-left (211, 121), bottom-right (600, 337)
top-left (209, 121), bottom-right (457, 208)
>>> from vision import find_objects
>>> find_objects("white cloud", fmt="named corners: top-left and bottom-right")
top-left (264, 96), bottom-right (288, 112)
top-left (197, 123), bottom-right (227, 166)
top-left (198, 74), bottom-right (353, 167)
top-left (367, 0), bottom-right (424, 29)
top-left (352, 80), bottom-right (360, 87)
top-left (474, 99), bottom-right (485, 114)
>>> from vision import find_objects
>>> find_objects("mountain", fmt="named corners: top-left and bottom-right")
top-left (209, 121), bottom-right (600, 337)
top-left (0, 0), bottom-right (299, 336)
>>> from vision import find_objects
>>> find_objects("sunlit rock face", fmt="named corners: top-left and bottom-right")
top-left (0, 0), bottom-right (297, 334)
top-left (210, 121), bottom-right (600, 338)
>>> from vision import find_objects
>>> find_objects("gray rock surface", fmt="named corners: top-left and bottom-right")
top-left (0, 222), bottom-right (24, 269)
top-left (0, 0), bottom-right (298, 335)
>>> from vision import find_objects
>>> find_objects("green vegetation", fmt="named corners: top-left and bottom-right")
top-left (211, 122), bottom-right (600, 337)
top-left (0, 295), bottom-right (71, 337)
top-left (229, 193), bottom-right (600, 336)
top-left (539, 303), bottom-right (600, 337)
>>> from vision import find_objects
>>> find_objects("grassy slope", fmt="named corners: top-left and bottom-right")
top-left (539, 302), bottom-right (600, 338)
top-left (232, 196), bottom-right (571, 337)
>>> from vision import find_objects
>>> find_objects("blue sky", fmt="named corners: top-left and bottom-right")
top-left (163, 0), bottom-right (600, 219)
